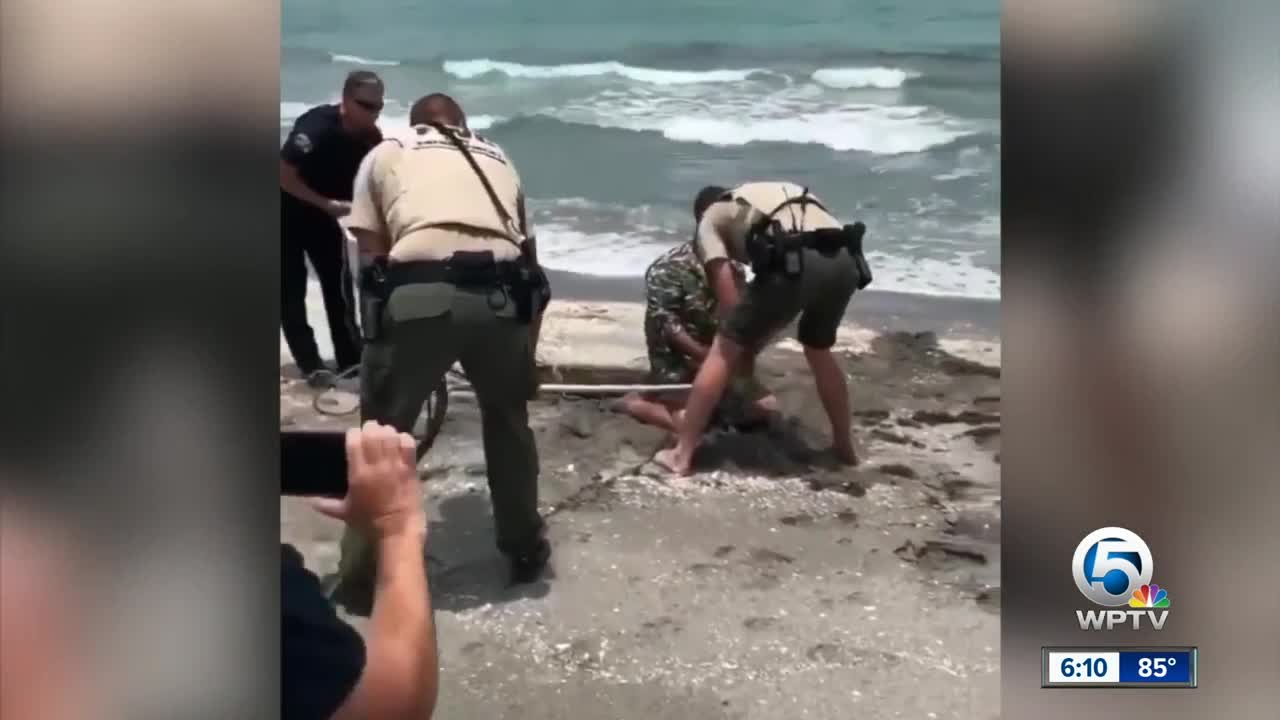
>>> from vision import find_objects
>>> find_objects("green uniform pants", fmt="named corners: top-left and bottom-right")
top-left (336, 282), bottom-right (544, 586)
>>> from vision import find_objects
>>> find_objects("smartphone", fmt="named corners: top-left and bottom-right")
top-left (281, 429), bottom-right (349, 497)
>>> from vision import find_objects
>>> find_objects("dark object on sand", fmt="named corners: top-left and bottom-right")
top-left (281, 429), bottom-right (350, 497)
top-left (284, 381), bottom-right (449, 498)
top-left (278, 418), bottom-right (448, 495)
top-left (312, 376), bottom-right (449, 461)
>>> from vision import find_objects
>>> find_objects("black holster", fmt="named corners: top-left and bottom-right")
top-left (509, 241), bottom-right (551, 325)
top-left (512, 266), bottom-right (551, 324)
top-left (508, 266), bottom-right (535, 324)
top-left (358, 258), bottom-right (390, 341)
top-left (845, 222), bottom-right (873, 290)
top-left (746, 220), bottom-right (806, 279)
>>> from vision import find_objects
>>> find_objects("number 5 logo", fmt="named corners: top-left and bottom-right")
top-left (1072, 527), bottom-right (1154, 606)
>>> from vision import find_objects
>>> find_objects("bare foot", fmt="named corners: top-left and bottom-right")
top-left (834, 442), bottom-right (860, 467)
top-left (653, 447), bottom-right (692, 476)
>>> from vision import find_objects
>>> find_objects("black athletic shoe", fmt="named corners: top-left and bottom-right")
top-left (509, 538), bottom-right (551, 585)
top-left (305, 369), bottom-right (338, 389)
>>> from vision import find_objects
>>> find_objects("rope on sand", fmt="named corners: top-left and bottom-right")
top-left (542, 383), bottom-right (691, 394)
top-left (309, 368), bottom-right (691, 417)
top-left (449, 368), bottom-right (694, 395)
top-left (309, 372), bottom-right (689, 460)
top-left (465, 382), bottom-right (692, 396)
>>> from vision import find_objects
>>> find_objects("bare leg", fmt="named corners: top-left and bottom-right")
top-left (654, 335), bottom-right (744, 475)
top-left (804, 345), bottom-right (858, 465)
top-left (616, 392), bottom-right (679, 434)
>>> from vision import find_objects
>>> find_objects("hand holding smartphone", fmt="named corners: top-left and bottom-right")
top-left (280, 429), bottom-right (349, 497)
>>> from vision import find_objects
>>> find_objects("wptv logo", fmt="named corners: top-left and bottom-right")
top-left (1072, 527), bottom-right (1172, 631)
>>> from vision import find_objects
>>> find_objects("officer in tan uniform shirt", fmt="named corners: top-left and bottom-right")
top-left (334, 93), bottom-right (551, 592)
top-left (654, 182), bottom-right (872, 476)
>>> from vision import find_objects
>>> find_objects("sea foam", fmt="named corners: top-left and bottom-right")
top-left (811, 66), bottom-right (920, 89)
top-left (329, 53), bottom-right (401, 66)
top-left (445, 58), bottom-right (770, 85)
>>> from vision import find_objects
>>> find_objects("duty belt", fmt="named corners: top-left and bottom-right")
top-left (383, 253), bottom-right (524, 290)
top-left (795, 225), bottom-right (865, 254)
top-left (364, 251), bottom-right (547, 324)
top-left (745, 222), bottom-right (873, 290)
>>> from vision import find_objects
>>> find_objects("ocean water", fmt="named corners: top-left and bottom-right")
top-left (282, 0), bottom-right (1000, 301)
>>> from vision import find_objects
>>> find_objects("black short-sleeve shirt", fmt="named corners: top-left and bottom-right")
top-left (281, 104), bottom-right (380, 204)
top-left (281, 543), bottom-right (365, 720)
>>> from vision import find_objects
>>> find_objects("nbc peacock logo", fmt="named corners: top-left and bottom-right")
top-left (1072, 527), bottom-right (1172, 631)
top-left (1129, 583), bottom-right (1171, 610)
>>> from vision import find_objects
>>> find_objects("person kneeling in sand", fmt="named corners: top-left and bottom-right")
top-left (619, 188), bottom-right (780, 434)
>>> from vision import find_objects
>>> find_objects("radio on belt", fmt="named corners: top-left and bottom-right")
top-left (1041, 646), bottom-right (1198, 688)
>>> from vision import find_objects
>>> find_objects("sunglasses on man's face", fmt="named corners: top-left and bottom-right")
top-left (353, 98), bottom-right (383, 113)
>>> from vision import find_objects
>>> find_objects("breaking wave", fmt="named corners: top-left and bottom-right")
top-left (657, 108), bottom-right (972, 155)
top-left (329, 53), bottom-right (401, 66)
top-left (445, 58), bottom-right (924, 91)
top-left (811, 66), bottom-right (920, 89)
top-left (541, 87), bottom-right (982, 154)
top-left (444, 58), bottom-right (773, 85)
top-left (862, 250), bottom-right (1000, 300)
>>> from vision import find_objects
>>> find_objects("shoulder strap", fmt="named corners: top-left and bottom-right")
top-left (764, 186), bottom-right (827, 221)
top-left (726, 186), bottom-right (829, 233)
top-left (427, 122), bottom-right (525, 248)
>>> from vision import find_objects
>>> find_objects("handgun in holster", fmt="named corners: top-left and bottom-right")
top-left (746, 220), bottom-right (806, 278)
top-left (844, 222), bottom-right (873, 290)
top-left (745, 224), bottom-right (773, 276)
top-left (510, 237), bottom-right (551, 325)
top-left (358, 257), bottom-right (390, 342)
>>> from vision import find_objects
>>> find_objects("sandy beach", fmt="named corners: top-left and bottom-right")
top-left (281, 275), bottom-right (1001, 719)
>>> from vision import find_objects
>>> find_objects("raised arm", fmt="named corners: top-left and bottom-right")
top-left (319, 424), bottom-right (439, 720)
